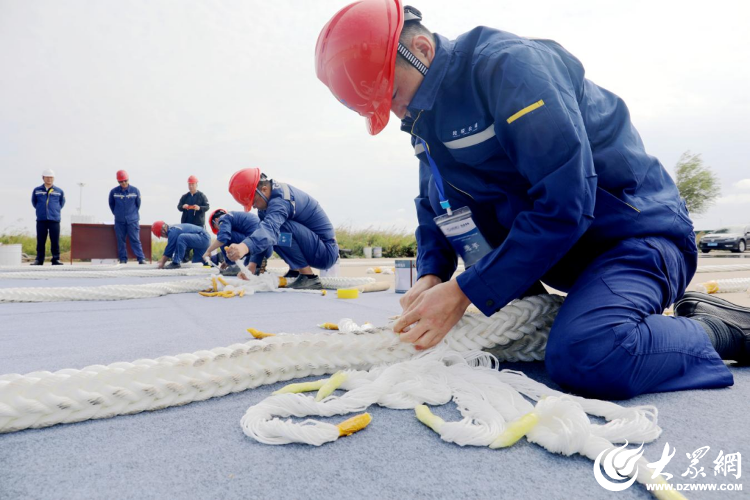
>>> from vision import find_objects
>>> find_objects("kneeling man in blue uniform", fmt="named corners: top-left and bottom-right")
top-left (152, 221), bottom-right (210, 269)
top-left (202, 208), bottom-right (271, 276)
top-left (316, 1), bottom-right (748, 399)
top-left (224, 168), bottom-right (339, 290)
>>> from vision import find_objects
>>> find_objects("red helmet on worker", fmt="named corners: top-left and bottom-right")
top-left (315, 0), bottom-right (405, 135)
top-left (187, 175), bottom-right (198, 184)
top-left (151, 220), bottom-right (166, 238)
top-left (228, 168), bottom-right (262, 212)
top-left (208, 208), bottom-right (227, 235)
top-left (116, 170), bottom-right (129, 182)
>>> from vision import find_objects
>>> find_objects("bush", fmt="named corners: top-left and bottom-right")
top-left (335, 225), bottom-right (416, 258)
top-left (0, 232), bottom-right (71, 256)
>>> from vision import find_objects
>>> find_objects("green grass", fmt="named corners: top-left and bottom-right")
top-left (2, 227), bottom-right (417, 261)
top-left (334, 225), bottom-right (416, 258)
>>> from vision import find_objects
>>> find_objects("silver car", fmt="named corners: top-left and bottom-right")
top-left (699, 225), bottom-right (750, 253)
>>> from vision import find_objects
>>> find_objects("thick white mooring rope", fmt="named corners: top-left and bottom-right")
top-left (0, 267), bottom-right (215, 280)
top-left (0, 295), bottom-right (561, 433)
top-left (0, 275), bottom-right (376, 303)
top-left (695, 277), bottom-right (750, 294)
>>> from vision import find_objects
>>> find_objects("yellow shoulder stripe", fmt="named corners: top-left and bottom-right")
top-left (506, 100), bottom-right (545, 124)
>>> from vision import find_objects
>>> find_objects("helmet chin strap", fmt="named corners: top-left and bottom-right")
top-left (397, 43), bottom-right (429, 76)
top-left (255, 188), bottom-right (269, 204)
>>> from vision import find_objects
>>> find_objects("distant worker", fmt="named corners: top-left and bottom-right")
top-left (203, 208), bottom-right (271, 276)
top-left (224, 168), bottom-right (339, 290)
top-left (109, 170), bottom-right (146, 264)
top-left (177, 175), bottom-right (210, 228)
top-left (31, 169), bottom-right (65, 265)
top-left (151, 221), bottom-right (210, 269)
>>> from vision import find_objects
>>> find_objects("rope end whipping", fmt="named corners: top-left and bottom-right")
top-left (415, 405), bottom-right (445, 433)
top-left (315, 371), bottom-right (348, 401)
top-left (247, 328), bottom-right (275, 339)
top-left (489, 412), bottom-right (539, 449)
top-left (336, 413), bottom-right (372, 437)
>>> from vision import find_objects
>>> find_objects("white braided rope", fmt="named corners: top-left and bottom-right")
top-left (0, 275), bottom-right (377, 302)
top-left (0, 267), bottom-right (215, 280)
top-left (0, 263), bottom-right (205, 273)
top-left (695, 277), bottom-right (750, 294)
top-left (695, 264), bottom-right (750, 273)
top-left (0, 295), bottom-right (561, 433)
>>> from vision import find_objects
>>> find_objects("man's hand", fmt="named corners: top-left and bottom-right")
top-left (400, 274), bottom-right (442, 310)
top-left (226, 243), bottom-right (249, 261)
top-left (182, 204), bottom-right (190, 210)
top-left (392, 280), bottom-right (472, 350)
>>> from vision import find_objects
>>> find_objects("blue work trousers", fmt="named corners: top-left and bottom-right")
top-left (545, 236), bottom-right (733, 399)
top-left (272, 220), bottom-right (338, 271)
top-left (114, 221), bottom-right (145, 262)
top-left (174, 233), bottom-right (210, 263)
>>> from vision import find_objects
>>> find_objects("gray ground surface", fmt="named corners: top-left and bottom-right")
top-left (1, 258), bottom-right (749, 499)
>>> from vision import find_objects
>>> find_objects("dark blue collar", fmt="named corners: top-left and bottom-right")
top-left (406, 33), bottom-right (453, 114)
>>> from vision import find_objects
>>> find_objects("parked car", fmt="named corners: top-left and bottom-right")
top-left (699, 225), bottom-right (750, 253)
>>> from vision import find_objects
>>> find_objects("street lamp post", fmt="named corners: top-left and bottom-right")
top-left (77, 182), bottom-right (86, 215)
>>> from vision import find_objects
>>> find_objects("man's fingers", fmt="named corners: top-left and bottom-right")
top-left (398, 320), bottom-right (428, 345)
top-left (393, 306), bottom-right (422, 333)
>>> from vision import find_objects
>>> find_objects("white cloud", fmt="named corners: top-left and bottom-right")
top-left (717, 193), bottom-right (750, 205)
top-left (735, 179), bottom-right (750, 190)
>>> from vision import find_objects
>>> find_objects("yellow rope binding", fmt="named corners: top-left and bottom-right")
top-left (315, 371), bottom-right (348, 401)
top-left (489, 412), bottom-right (539, 449)
top-left (247, 328), bottom-right (275, 339)
top-left (336, 413), bottom-right (372, 437)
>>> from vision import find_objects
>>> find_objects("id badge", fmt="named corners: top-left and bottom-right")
top-left (434, 206), bottom-right (493, 267)
top-left (278, 232), bottom-right (293, 247)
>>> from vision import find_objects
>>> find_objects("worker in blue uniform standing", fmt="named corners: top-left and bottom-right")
top-left (151, 220), bottom-right (210, 269)
top-left (202, 208), bottom-right (271, 276)
top-left (109, 170), bottom-right (146, 264)
top-left (315, 1), bottom-right (749, 399)
top-left (224, 168), bottom-right (339, 290)
top-left (31, 169), bottom-right (65, 265)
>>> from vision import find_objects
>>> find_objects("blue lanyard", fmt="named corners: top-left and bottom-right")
top-left (419, 139), bottom-right (452, 215)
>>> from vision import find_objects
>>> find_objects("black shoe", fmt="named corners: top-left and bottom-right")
top-left (51, 260), bottom-right (63, 266)
top-left (220, 264), bottom-right (240, 277)
top-left (675, 292), bottom-right (750, 360)
top-left (30, 260), bottom-right (43, 266)
top-left (165, 261), bottom-right (181, 269)
top-left (287, 274), bottom-right (322, 290)
top-left (283, 270), bottom-right (300, 279)
top-left (138, 259), bottom-right (147, 265)
top-left (119, 260), bottom-right (128, 264)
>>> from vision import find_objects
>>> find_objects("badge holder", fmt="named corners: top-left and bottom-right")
top-left (434, 207), bottom-right (493, 267)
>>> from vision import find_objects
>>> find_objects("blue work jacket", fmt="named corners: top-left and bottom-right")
top-left (31, 184), bottom-right (65, 221)
top-left (109, 185), bottom-right (141, 223)
top-left (163, 223), bottom-right (210, 258)
top-left (241, 182), bottom-right (336, 256)
top-left (406, 28), bottom-right (696, 315)
top-left (216, 211), bottom-right (262, 245)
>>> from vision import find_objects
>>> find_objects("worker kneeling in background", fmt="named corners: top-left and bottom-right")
top-left (224, 168), bottom-right (339, 290)
top-left (152, 221), bottom-right (210, 269)
top-left (202, 208), bottom-right (272, 276)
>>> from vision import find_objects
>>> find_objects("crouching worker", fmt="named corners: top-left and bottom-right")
top-left (152, 221), bottom-right (210, 269)
top-left (202, 208), bottom-right (272, 276)
top-left (224, 168), bottom-right (339, 290)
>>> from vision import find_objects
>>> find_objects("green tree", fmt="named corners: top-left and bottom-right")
top-left (674, 151), bottom-right (721, 215)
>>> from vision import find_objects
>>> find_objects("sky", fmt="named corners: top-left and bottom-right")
top-left (1, 0), bottom-right (749, 235)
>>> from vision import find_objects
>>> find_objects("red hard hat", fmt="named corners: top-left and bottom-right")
top-left (228, 168), bottom-right (261, 212)
top-left (152, 220), bottom-right (166, 238)
top-left (208, 208), bottom-right (227, 235)
top-left (315, 0), bottom-right (404, 135)
top-left (116, 170), bottom-right (129, 182)
top-left (187, 175), bottom-right (199, 184)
